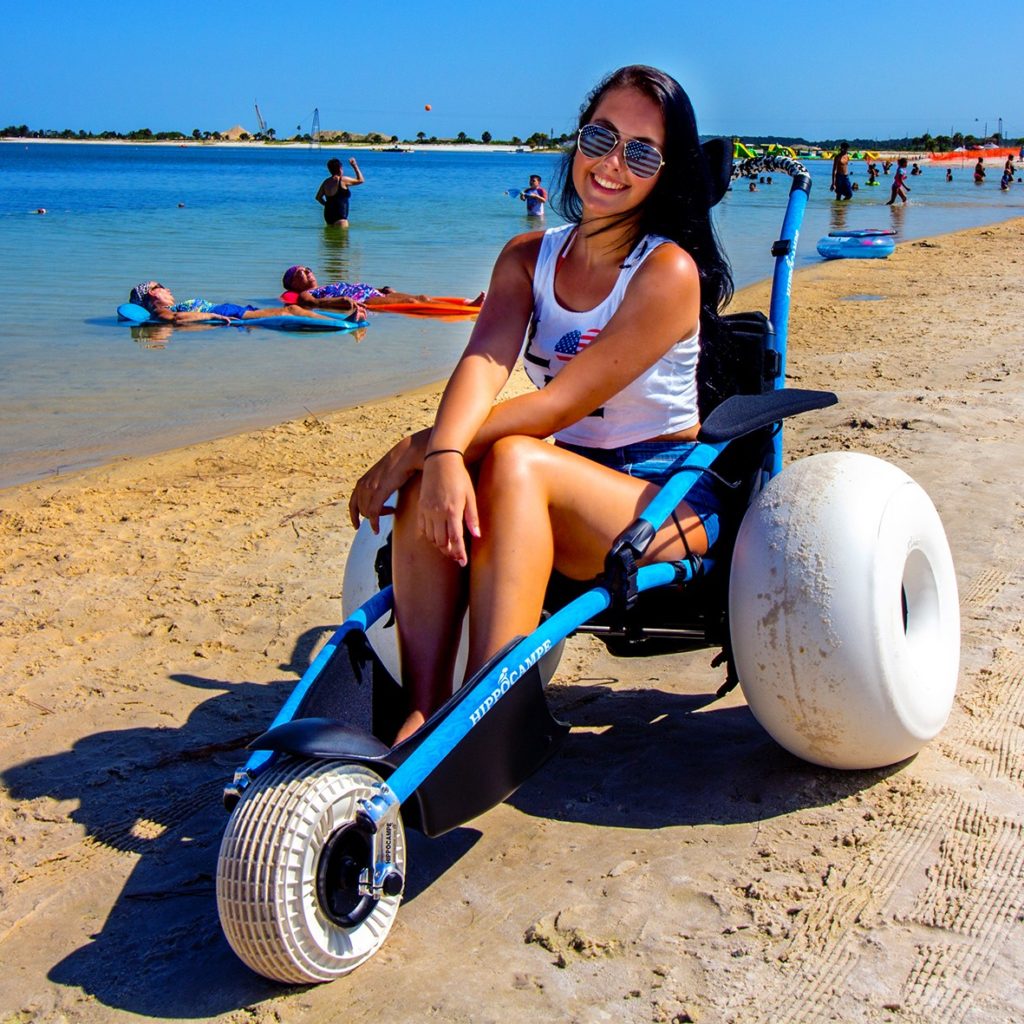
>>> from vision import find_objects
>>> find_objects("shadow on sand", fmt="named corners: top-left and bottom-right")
top-left (2, 642), bottom-right (898, 1017)
top-left (1, 631), bottom-right (478, 1019)
top-left (508, 680), bottom-right (902, 828)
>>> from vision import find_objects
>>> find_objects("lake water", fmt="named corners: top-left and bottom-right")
top-left (1, 142), bottom-right (1021, 489)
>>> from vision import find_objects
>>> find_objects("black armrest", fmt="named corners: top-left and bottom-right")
top-left (697, 389), bottom-right (838, 443)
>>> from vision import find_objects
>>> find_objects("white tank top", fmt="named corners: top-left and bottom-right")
top-left (522, 224), bottom-right (700, 448)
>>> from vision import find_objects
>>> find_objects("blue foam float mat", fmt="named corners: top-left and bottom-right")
top-left (116, 303), bottom-right (366, 331)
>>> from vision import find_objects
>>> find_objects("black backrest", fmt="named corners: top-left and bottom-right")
top-left (697, 310), bottom-right (780, 420)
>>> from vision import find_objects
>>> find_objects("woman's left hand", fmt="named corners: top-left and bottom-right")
top-left (417, 453), bottom-right (480, 566)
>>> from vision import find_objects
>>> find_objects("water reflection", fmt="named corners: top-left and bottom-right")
top-left (319, 225), bottom-right (351, 284)
top-left (130, 321), bottom-right (227, 350)
top-left (829, 201), bottom-right (850, 233)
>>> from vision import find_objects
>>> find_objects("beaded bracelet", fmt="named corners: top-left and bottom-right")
top-left (423, 448), bottom-right (464, 461)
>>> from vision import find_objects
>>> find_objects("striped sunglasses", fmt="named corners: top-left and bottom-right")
top-left (577, 123), bottom-right (665, 179)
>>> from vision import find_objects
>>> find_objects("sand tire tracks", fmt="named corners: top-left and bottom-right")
top-left (725, 566), bottom-right (1024, 1023)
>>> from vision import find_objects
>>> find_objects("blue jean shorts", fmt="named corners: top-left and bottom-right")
top-left (556, 439), bottom-right (733, 536)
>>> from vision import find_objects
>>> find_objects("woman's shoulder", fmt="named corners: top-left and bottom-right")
top-left (625, 239), bottom-right (699, 314)
top-left (635, 236), bottom-right (697, 280)
top-left (497, 229), bottom-right (548, 263)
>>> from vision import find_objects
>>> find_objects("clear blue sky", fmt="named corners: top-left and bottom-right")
top-left (3, 0), bottom-right (1021, 142)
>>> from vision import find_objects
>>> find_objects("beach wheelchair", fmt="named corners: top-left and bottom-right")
top-left (214, 155), bottom-right (960, 984)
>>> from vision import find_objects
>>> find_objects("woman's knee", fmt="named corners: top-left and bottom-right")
top-left (478, 436), bottom-right (551, 494)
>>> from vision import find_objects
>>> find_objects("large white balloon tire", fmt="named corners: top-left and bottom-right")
top-left (729, 452), bottom-right (959, 770)
top-left (216, 759), bottom-right (405, 983)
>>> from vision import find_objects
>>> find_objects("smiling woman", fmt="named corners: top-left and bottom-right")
top-left (348, 65), bottom-right (734, 743)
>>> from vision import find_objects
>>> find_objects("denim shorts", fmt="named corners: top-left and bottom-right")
top-left (556, 439), bottom-right (732, 533)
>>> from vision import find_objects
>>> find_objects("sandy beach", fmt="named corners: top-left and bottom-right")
top-left (2, 217), bottom-right (1023, 1023)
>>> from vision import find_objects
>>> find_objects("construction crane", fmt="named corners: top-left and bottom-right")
top-left (254, 101), bottom-right (267, 135)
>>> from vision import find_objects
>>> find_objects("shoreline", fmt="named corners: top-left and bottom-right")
top-left (3, 137), bottom-right (558, 154)
top-left (2, 216), bottom-right (1023, 1021)
top-left (3, 214), bottom-right (1019, 497)
top-left (6, 137), bottom-right (955, 160)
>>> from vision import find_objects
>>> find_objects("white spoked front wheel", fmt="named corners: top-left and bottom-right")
top-left (217, 760), bottom-right (405, 983)
top-left (729, 451), bottom-right (960, 770)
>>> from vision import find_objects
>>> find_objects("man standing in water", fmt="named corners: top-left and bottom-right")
top-left (830, 142), bottom-right (853, 200)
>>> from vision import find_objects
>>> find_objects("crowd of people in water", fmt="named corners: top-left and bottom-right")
top-left (825, 147), bottom-right (1020, 204)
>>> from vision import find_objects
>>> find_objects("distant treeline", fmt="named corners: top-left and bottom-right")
top-left (741, 133), bottom-right (1022, 152)
top-left (4, 123), bottom-right (1020, 152)
top-left (0, 124), bottom-right (569, 148)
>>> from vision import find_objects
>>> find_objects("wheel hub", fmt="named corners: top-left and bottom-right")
top-left (316, 823), bottom-right (376, 927)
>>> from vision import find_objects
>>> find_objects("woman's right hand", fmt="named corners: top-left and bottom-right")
top-left (416, 452), bottom-right (480, 567)
top-left (349, 431), bottom-right (426, 532)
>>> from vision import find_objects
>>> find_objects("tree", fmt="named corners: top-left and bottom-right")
top-left (417, 131), bottom-right (426, 143)
top-left (390, 134), bottom-right (399, 143)
top-left (481, 130), bottom-right (492, 144)
top-left (457, 131), bottom-right (467, 143)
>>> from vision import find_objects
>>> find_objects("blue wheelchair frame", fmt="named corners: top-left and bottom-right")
top-left (222, 155), bottom-right (834, 893)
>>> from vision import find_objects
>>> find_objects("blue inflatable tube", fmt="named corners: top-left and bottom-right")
top-left (827, 228), bottom-right (896, 238)
top-left (816, 235), bottom-right (896, 260)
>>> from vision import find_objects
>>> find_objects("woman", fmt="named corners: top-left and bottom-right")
top-left (281, 266), bottom-right (486, 316)
top-left (315, 157), bottom-right (364, 227)
top-left (349, 65), bottom-right (733, 742)
top-left (128, 282), bottom-right (336, 324)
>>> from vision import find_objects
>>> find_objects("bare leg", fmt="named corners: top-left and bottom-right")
top-left (467, 437), bottom-right (709, 675)
top-left (365, 291), bottom-right (433, 305)
top-left (366, 290), bottom-right (485, 306)
top-left (241, 304), bottom-right (331, 320)
top-left (391, 475), bottom-right (468, 742)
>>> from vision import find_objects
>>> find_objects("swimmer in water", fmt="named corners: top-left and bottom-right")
top-left (129, 282), bottom-right (344, 324)
top-left (282, 267), bottom-right (485, 314)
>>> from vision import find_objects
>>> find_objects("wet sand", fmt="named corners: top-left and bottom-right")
top-left (1, 218), bottom-right (1023, 1023)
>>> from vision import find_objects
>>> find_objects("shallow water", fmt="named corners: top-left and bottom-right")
top-left (1, 143), bottom-right (1021, 488)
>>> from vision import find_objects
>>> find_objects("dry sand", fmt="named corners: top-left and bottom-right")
top-left (1, 218), bottom-right (1023, 1024)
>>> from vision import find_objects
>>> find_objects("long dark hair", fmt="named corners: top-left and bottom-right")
top-left (554, 65), bottom-right (733, 320)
